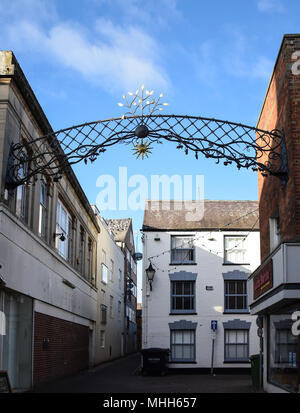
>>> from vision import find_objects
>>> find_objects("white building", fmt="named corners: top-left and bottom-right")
top-left (106, 218), bottom-right (138, 355)
top-left (92, 206), bottom-right (125, 364)
top-left (142, 200), bottom-right (261, 370)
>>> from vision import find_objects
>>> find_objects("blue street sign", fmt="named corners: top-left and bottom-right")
top-left (211, 320), bottom-right (218, 331)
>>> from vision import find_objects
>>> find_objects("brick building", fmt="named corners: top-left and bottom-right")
top-left (248, 34), bottom-right (300, 393)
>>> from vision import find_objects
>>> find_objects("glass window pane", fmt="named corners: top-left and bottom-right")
top-left (228, 281), bottom-right (236, 294)
top-left (236, 344), bottom-right (247, 359)
top-left (228, 296), bottom-right (236, 309)
top-left (236, 296), bottom-right (245, 309)
top-left (236, 281), bottom-right (244, 294)
top-left (182, 345), bottom-right (192, 359)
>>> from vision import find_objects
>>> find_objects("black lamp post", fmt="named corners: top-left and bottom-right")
top-left (145, 262), bottom-right (155, 291)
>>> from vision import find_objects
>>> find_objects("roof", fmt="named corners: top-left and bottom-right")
top-left (142, 200), bottom-right (259, 231)
top-left (105, 218), bottom-right (132, 242)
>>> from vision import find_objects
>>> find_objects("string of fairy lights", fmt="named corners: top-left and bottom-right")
top-left (144, 208), bottom-right (259, 274)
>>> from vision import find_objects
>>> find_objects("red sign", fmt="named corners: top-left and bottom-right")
top-left (253, 259), bottom-right (273, 300)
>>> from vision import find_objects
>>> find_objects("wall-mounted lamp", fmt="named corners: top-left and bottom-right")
top-left (54, 232), bottom-right (66, 242)
top-left (145, 262), bottom-right (155, 291)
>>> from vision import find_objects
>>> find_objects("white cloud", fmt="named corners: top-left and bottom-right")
top-left (1, 3), bottom-right (170, 94)
top-left (257, 0), bottom-right (285, 13)
top-left (189, 28), bottom-right (273, 84)
top-left (89, 0), bottom-right (181, 28)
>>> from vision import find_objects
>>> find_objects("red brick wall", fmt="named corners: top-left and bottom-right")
top-left (257, 35), bottom-right (300, 262)
top-left (33, 312), bottom-right (89, 385)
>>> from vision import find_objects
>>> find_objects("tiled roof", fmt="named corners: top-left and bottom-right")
top-left (143, 200), bottom-right (259, 231)
top-left (105, 218), bottom-right (131, 241)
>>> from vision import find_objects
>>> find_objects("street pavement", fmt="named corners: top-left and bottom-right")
top-left (31, 353), bottom-right (258, 393)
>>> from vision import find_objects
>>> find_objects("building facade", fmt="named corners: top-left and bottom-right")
top-left (0, 51), bottom-right (101, 390)
top-left (142, 200), bottom-right (260, 370)
top-left (248, 34), bottom-right (300, 393)
top-left (106, 218), bottom-right (138, 354)
top-left (92, 206), bottom-right (125, 364)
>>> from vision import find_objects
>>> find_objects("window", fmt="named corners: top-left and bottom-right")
top-left (102, 263), bottom-right (108, 284)
top-left (100, 330), bottom-right (105, 348)
top-left (171, 330), bottom-right (195, 362)
top-left (15, 150), bottom-right (28, 221)
top-left (224, 280), bottom-right (248, 312)
top-left (109, 295), bottom-right (114, 318)
top-left (119, 269), bottom-right (122, 289)
top-left (118, 301), bottom-right (122, 320)
top-left (275, 329), bottom-right (297, 363)
top-left (110, 259), bottom-right (114, 282)
top-left (171, 236), bottom-right (195, 264)
top-left (78, 227), bottom-right (85, 275)
top-left (102, 250), bottom-right (108, 284)
top-left (56, 200), bottom-right (73, 261)
top-left (224, 330), bottom-right (249, 362)
top-left (87, 239), bottom-right (93, 281)
top-left (126, 306), bottom-right (136, 323)
top-left (270, 217), bottom-right (280, 251)
top-left (224, 236), bottom-right (247, 264)
top-left (38, 179), bottom-right (48, 240)
top-left (102, 250), bottom-right (106, 265)
top-left (101, 289), bottom-right (106, 304)
top-left (100, 304), bottom-right (107, 324)
top-left (171, 281), bottom-right (195, 313)
top-left (269, 311), bottom-right (299, 393)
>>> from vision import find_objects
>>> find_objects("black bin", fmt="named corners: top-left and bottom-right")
top-left (141, 348), bottom-right (170, 376)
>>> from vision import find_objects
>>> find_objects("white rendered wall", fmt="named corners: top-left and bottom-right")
top-left (93, 214), bottom-right (125, 365)
top-left (142, 229), bottom-right (261, 369)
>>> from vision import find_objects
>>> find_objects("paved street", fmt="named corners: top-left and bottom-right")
top-left (31, 353), bottom-right (258, 393)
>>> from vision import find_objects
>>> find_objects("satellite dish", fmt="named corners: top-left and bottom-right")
top-left (133, 252), bottom-right (143, 261)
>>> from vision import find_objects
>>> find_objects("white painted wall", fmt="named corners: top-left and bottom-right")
top-left (0, 206), bottom-right (98, 325)
top-left (93, 211), bottom-right (125, 364)
top-left (142, 229), bottom-right (261, 369)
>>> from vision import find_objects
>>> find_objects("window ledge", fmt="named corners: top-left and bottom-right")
top-left (169, 263), bottom-right (197, 266)
top-left (223, 360), bottom-right (250, 364)
top-left (223, 263), bottom-right (250, 266)
top-left (169, 312), bottom-right (198, 316)
top-left (223, 311), bottom-right (250, 315)
top-left (169, 361), bottom-right (197, 364)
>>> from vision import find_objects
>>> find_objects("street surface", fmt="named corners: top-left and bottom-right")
top-left (31, 353), bottom-right (258, 393)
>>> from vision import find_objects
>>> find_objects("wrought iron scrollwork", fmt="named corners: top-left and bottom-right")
top-left (6, 114), bottom-right (288, 188)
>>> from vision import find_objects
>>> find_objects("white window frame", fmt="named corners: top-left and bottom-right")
top-left (224, 329), bottom-right (249, 362)
top-left (224, 236), bottom-right (247, 264)
top-left (109, 295), bottom-right (114, 318)
top-left (170, 329), bottom-right (196, 362)
top-left (100, 330), bottom-right (105, 348)
top-left (269, 217), bottom-right (280, 252)
top-left (110, 259), bottom-right (114, 282)
top-left (171, 236), bottom-right (195, 264)
top-left (38, 179), bottom-right (48, 240)
top-left (15, 149), bottom-right (28, 221)
top-left (56, 199), bottom-right (73, 261)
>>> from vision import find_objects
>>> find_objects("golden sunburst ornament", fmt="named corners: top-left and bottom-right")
top-left (132, 139), bottom-right (153, 159)
top-left (117, 85), bottom-right (169, 159)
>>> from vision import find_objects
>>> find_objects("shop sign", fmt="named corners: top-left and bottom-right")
top-left (253, 259), bottom-right (273, 300)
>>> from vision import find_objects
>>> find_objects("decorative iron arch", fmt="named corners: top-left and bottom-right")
top-left (6, 114), bottom-right (288, 189)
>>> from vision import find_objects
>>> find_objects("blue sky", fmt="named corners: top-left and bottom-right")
top-left (1, 0), bottom-right (299, 300)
